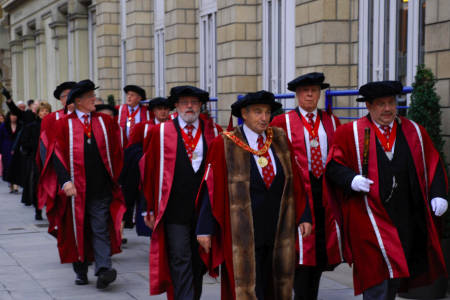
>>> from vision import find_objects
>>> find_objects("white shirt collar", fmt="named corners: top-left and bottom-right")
top-left (154, 119), bottom-right (161, 125)
top-left (373, 119), bottom-right (394, 131)
top-left (75, 109), bottom-right (90, 120)
top-left (128, 104), bottom-right (140, 112)
top-left (178, 116), bottom-right (199, 131)
top-left (298, 106), bottom-right (318, 119)
top-left (243, 124), bottom-right (266, 150)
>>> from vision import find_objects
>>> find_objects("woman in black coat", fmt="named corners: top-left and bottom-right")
top-left (20, 102), bottom-right (51, 219)
top-left (0, 111), bottom-right (21, 193)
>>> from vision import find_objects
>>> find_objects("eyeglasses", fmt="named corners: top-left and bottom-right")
top-left (178, 99), bottom-right (201, 106)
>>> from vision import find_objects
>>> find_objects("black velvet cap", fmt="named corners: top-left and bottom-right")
top-left (124, 85), bottom-right (147, 100)
top-left (231, 90), bottom-right (282, 118)
top-left (287, 72), bottom-right (330, 92)
top-left (356, 80), bottom-right (404, 102)
top-left (66, 80), bottom-right (99, 105)
top-left (53, 81), bottom-right (77, 100)
top-left (148, 97), bottom-right (173, 110)
top-left (168, 85), bottom-right (209, 106)
top-left (95, 104), bottom-right (118, 116)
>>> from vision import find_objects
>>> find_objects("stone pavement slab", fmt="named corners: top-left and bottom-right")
top-left (0, 180), bottom-right (448, 300)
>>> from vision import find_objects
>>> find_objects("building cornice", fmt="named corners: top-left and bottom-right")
top-left (1, 0), bottom-right (27, 12)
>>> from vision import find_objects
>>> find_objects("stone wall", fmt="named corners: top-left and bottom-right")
top-left (216, 1), bottom-right (261, 125)
top-left (424, 0), bottom-right (450, 168)
top-left (165, 0), bottom-right (198, 94)
top-left (295, 0), bottom-right (358, 118)
top-left (125, 0), bottom-right (153, 98)
top-left (96, 0), bottom-right (121, 101)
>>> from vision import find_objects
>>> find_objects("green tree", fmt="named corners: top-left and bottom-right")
top-left (408, 64), bottom-right (446, 160)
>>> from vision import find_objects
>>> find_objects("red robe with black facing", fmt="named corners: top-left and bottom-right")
top-left (142, 116), bottom-right (222, 298)
top-left (271, 109), bottom-right (347, 267)
top-left (41, 112), bottom-right (126, 263)
top-left (324, 116), bottom-right (448, 295)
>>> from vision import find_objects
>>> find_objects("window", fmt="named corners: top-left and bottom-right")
top-left (120, 0), bottom-right (127, 102)
top-left (200, 0), bottom-right (217, 121)
top-left (359, 0), bottom-right (425, 90)
top-left (154, 0), bottom-right (165, 97)
top-left (88, 6), bottom-right (98, 84)
top-left (262, 0), bottom-right (295, 108)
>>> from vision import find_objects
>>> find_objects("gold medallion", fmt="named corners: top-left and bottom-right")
top-left (257, 156), bottom-right (268, 168)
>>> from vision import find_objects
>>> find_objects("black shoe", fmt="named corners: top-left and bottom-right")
top-left (121, 238), bottom-right (127, 244)
top-left (96, 268), bottom-right (117, 289)
top-left (35, 210), bottom-right (43, 220)
top-left (75, 273), bottom-right (88, 285)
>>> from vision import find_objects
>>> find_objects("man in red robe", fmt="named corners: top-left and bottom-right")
top-left (37, 82), bottom-right (77, 209)
top-left (142, 86), bottom-right (222, 299)
top-left (117, 84), bottom-right (151, 228)
top-left (271, 72), bottom-right (344, 300)
top-left (117, 84), bottom-right (151, 141)
top-left (43, 80), bottom-right (125, 289)
top-left (325, 81), bottom-right (448, 300)
top-left (195, 91), bottom-right (312, 300)
top-left (120, 97), bottom-right (172, 238)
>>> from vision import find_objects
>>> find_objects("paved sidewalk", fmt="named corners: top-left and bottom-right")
top-left (0, 180), bottom-right (447, 299)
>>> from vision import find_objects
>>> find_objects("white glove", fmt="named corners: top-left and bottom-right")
top-left (351, 175), bottom-right (374, 193)
top-left (431, 197), bottom-right (448, 217)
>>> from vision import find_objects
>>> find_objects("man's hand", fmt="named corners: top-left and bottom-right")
top-left (1, 88), bottom-right (11, 100)
top-left (351, 175), bottom-right (374, 193)
top-left (431, 197), bottom-right (448, 217)
top-left (197, 235), bottom-right (211, 253)
top-left (144, 214), bottom-right (155, 229)
top-left (63, 181), bottom-right (77, 197)
top-left (299, 222), bottom-right (312, 237)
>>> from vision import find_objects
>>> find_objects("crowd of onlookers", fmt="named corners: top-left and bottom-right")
top-left (0, 96), bottom-right (53, 220)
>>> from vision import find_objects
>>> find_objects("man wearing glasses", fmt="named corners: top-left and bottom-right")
top-left (142, 86), bottom-right (222, 299)
top-left (44, 80), bottom-right (125, 289)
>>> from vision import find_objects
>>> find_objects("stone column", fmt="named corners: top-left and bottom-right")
top-left (9, 39), bottom-right (24, 101)
top-left (96, 0), bottom-right (121, 101)
top-left (49, 21), bottom-right (69, 84)
top-left (165, 0), bottom-right (198, 91)
top-left (295, 0), bottom-right (357, 118)
top-left (126, 0), bottom-right (153, 96)
top-left (424, 0), bottom-right (450, 168)
top-left (22, 33), bottom-right (37, 100)
top-left (35, 27), bottom-right (48, 101)
top-left (216, 2), bottom-right (260, 124)
top-left (68, 2), bottom-right (89, 80)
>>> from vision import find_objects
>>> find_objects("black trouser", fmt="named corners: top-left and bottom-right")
top-left (363, 279), bottom-right (400, 300)
top-left (294, 266), bottom-right (323, 300)
top-left (294, 173), bottom-right (327, 300)
top-left (165, 222), bottom-right (204, 300)
top-left (255, 245), bottom-right (274, 300)
top-left (72, 194), bottom-right (112, 276)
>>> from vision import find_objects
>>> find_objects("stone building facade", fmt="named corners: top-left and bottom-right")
top-left (0, 0), bottom-right (448, 165)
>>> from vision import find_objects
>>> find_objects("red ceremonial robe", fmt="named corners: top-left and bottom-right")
top-left (116, 104), bottom-right (151, 147)
top-left (324, 116), bottom-right (448, 295)
top-left (271, 109), bottom-right (347, 267)
top-left (37, 109), bottom-right (67, 209)
top-left (196, 128), bottom-right (307, 300)
top-left (41, 112), bottom-right (126, 263)
top-left (143, 116), bottom-right (222, 297)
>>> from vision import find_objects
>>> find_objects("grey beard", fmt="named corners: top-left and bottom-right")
top-left (178, 110), bottom-right (200, 124)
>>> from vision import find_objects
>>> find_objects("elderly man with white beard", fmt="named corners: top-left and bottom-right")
top-left (142, 86), bottom-right (222, 300)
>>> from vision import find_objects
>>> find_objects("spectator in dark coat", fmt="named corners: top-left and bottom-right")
top-left (0, 111), bottom-right (21, 193)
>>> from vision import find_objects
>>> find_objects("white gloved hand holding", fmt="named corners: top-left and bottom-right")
top-left (351, 175), bottom-right (374, 193)
top-left (431, 197), bottom-right (448, 217)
